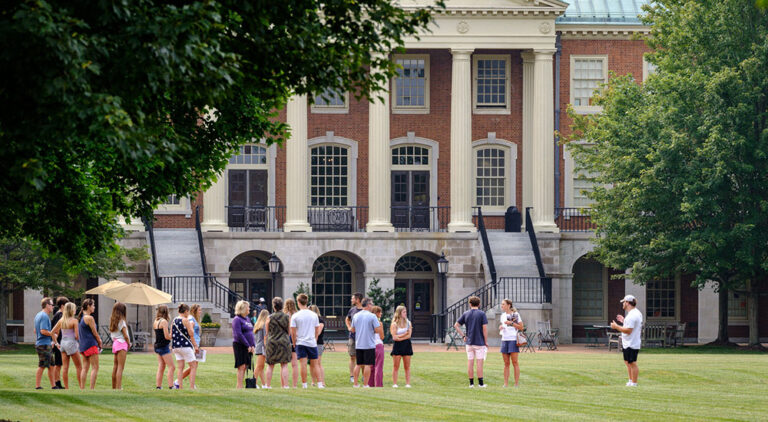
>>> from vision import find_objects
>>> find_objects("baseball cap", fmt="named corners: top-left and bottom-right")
top-left (259, 297), bottom-right (266, 303)
top-left (620, 295), bottom-right (636, 303)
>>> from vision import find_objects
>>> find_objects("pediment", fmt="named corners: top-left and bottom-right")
top-left (403, 0), bottom-right (569, 16)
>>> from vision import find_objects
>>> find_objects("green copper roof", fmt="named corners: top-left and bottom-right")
top-left (556, 0), bottom-right (651, 25)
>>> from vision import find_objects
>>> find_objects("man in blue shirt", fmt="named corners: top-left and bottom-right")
top-left (454, 296), bottom-right (488, 387)
top-left (350, 298), bottom-right (383, 388)
top-left (34, 297), bottom-right (57, 389)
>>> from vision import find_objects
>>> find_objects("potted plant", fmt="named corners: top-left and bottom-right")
top-left (200, 313), bottom-right (221, 347)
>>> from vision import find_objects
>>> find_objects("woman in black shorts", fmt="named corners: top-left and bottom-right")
top-left (390, 305), bottom-right (413, 388)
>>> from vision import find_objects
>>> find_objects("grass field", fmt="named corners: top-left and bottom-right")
top-left (1, 345), bottom-right (766, 421)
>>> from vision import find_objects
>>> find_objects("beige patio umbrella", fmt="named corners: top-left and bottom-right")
top-left (84, 279), bottom-right (126, 295)
top-left (104, 282), bottom-right (172, 306)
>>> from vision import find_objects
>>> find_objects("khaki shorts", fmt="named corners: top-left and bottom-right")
top-left (347, 338), bottom-right (356, 356)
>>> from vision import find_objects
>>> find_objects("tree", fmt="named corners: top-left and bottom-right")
top-left (366, 278), bottom-right (404, 321)
top-left (0, 237), bottom-right (147, 345)
top-left (292, 281), bottom-right (313, 304)
top-left (0, 0), bottom-right (442, 266)
top-left (565, 0), bottom-right (768, 347)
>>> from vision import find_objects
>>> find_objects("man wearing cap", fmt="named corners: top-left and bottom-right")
top-left (611, 295), bottom-right (643, 387)
top-left (255, 298), bottom-right (267, 315)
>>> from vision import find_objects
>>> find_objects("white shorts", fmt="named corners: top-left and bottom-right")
top-left (465, 345), bottom-right (488, 360)
top-left (173, 347), bottom-right (196, 362)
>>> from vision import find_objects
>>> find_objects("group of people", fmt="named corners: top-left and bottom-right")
top-left (33, 291), bottom-right (643, 390)
top-left (33, 296), bottom-right (132, 390)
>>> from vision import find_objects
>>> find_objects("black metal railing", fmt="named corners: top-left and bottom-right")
top-left (143, 217), bottom-right (161, 289)
top-left (160, 275), bottom-right (256, 317)
top-left (430, 276), bottom-right (552, 342)
top-left (194, 206), bottom-right (209, 282)
top-left (525, 207), bottom-right (547, 279)
top-left (555, 207), bottom-right (594, 232)
top-left (227, 205), bottom-right (286, 232)
top-left (392, 206), bottom-right (450, 232)
top-left (474, 207), bottom-right (497, 284)
top-left (496, 277), bottom-right (552, 304)
top-left (308, 206), bottom-right (368, 232)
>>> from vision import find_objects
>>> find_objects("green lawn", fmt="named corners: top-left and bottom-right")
top-left (1, 346), bottom-right (766, 421)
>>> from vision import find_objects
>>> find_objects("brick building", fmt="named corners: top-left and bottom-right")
top-left (16, 0), bottom-right (767, 345)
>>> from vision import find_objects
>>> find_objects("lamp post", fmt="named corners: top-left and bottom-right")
top-left (269, 252), bottom-right (280, 303)
top-left (437, 252), bottom-right (449, 339)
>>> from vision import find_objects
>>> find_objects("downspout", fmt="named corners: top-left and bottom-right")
top-left (554, 32), bottom-right (562, 212)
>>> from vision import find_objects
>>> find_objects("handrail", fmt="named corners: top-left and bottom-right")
top-left (194, 206), bottom-right (209, 292)
top-left (161, 275), bottom-right (257, 317)
top-left (142, 217), bottom-right (161, 289)
top-left (554, 207), bottom-right (594, 232)
top-left (474, 207), bottom-right (497, 284)
top-left (525, 207), bottom-right (547, 279)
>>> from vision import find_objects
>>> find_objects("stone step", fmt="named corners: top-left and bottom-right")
top-left (153, 229), bottom-right (204, 276)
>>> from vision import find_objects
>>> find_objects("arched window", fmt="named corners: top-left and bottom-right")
top-left (229, 254), bottom-right (270, 272)
top-left (313, 256), bottom-right (352, 317)
top-left (310, 145), bottom-right (349, 206)
top-left (395, 256), bottom-right (433, 272)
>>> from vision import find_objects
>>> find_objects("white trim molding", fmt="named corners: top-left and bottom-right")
top-left (472, 135), bottom-right (518, 215)
top-left (154, 195), bottom-right (192, 217)
top-left (308, 132), bottom-right (359, 207)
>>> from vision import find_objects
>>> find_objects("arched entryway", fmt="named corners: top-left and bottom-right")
top-left (229, 251), bottom-right (281, 304)
top-left (312, 251), bottom-right (365, 330)
top-left (394, 252), bottom-right (438, 338)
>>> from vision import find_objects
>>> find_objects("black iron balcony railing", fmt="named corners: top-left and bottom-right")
top-left (308, 206), bottom-right (368, 232)
top-left (555, 207), bottom-right (594, 232)
top-left (392, 206), bottom-right (450, 232)
top-left (227, 205), bottom-right (286, 232)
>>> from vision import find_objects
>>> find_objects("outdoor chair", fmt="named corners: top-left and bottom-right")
top-left (98, 325), bottom-right (113, 347)
top-left (445, 327), bottom-right (464, 351)
top-left (607, 331), bottom-right (621, 352)
top-left (672, 322), bottom-right (686, 347)
top-left (642, 323), bottom-right (667, 348)
top-left (520, 329), bottom-right (536, 353)
top-left (537, 321), bottom-right (559, 351)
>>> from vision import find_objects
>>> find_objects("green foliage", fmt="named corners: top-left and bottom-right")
top-left (293, 281), bottom-right (313, 304)
top-left (0, 0), bottom-right (443, 266)
top-left (565, 0), bottom-right (768, 343)
top-left (201, 313), bottom-right (213, 324)
top-left (200, 322), bottom-right (221, 329)
top-left (366, 278), bottom-right (404, 321)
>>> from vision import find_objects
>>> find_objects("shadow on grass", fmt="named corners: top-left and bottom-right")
top-left (642, 345), bottom-right (767, 354)
top-left (0, 344), bottom-right (36, 355)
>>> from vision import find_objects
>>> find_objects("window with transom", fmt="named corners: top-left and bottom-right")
top-left (474, 55), bottom-right (510, 111)
top-left (395, 256), bottom-right (433, 272)
top-left (229, 144), bottom-right (267, 165)
top-left (571, 57), bottom-right (607, 108)
top-left (647, 278), bottom-right (676, 319)
top-left (393, 55), bottom-right (429, 111)
top-left (474, 147), bottom-right (507, 208)
top-left (392, 146), bottom-right (429, 166)
top-left (312, 256), bottom-right (352, 318)
top-left (310, 145), bottom-right (349, 206)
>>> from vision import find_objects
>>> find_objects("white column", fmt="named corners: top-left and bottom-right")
top-left (698, 281), bottom-right (719, 344)
top-left (367, 59), bottom-right (394, 232)
top-left (521, 52), bottom-right (535, 228)
top-left (448, 49), bottom-right (476, 233)
top-left (531, 50), bottom-right (558, 232)
top-left (201, 173), bottom-right (228, 231)
top-left (284, 94), bottom-right (312, 232)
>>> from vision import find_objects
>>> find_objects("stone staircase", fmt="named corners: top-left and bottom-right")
top-left (151, 229), bottom-right (234, 345)
top-left (486, 231), bottom-right (539, 277)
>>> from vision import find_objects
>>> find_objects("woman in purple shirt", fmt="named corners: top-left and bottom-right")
top-left (232, 300), bottom-right (255, 389)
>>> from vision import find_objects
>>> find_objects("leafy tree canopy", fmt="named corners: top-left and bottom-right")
top-left (0, 0), bottom-right (441, 265)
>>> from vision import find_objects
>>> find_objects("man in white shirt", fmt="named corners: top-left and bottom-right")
top-left (611, 294), bottom-right (643, 387)
top-left (290, 293), bottom-right (324, 388)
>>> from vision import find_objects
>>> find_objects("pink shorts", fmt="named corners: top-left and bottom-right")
top-left (465, 345), bottom-right (487, 360)
top-left (112, 339), bottom-right (129, 353)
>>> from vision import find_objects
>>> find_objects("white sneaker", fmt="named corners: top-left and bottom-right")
top-left (350, 376), bottom-right (354, 383)
top-left (317, 383), bottom-right (325, 389)
top-left (479, 384), bottom-right (487, 388)
top-left (363, 385), bottom-right (370, 388)
top-left (392, 384), bottom-right (398, 388)
top-left (405, 384), bottom-right (411, 388)
top-left (353, 384), bottom-right (360, 388)
top-left (283, 386), bottom-right (290, 389)
top-left (625, 381), bottom-right (633, 386)
top-left (469, 385), bottom-right (475, 388)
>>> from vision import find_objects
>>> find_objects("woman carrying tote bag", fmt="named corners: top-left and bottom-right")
top-left (498, 299), bottom-right (524, 387)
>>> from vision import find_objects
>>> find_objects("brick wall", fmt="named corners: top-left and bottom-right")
top-left (152, 194), bottom-right (203, 228)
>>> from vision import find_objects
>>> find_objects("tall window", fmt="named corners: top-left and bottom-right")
top-left (571, 57), bottom-right (607, 108)
top-left (573, 166), bottom-right (598, 208)
top-left (475, 147), bottom-right (506, 208)
top-left (313, 256), bottom-right (352, 317)
top-left (573, 259), bottom-right (604, 319)
top-left (728, 291), bottom-right (747, 319)
top-left (647, 278), bottom-right (676, 319)
top-left (310, 145), bottom-right (349, 206)
top-left (229, 144), bottom-right (267, 165)
top-left (393, 55), bottom-right (429, 111)
top-left (474, 55), bottom-right (510, 111)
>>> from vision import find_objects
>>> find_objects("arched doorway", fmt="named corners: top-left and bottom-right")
top-left (394, 253), bottom-right (437, 338)
top-left (229, 251), bottom-right (276, 304)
